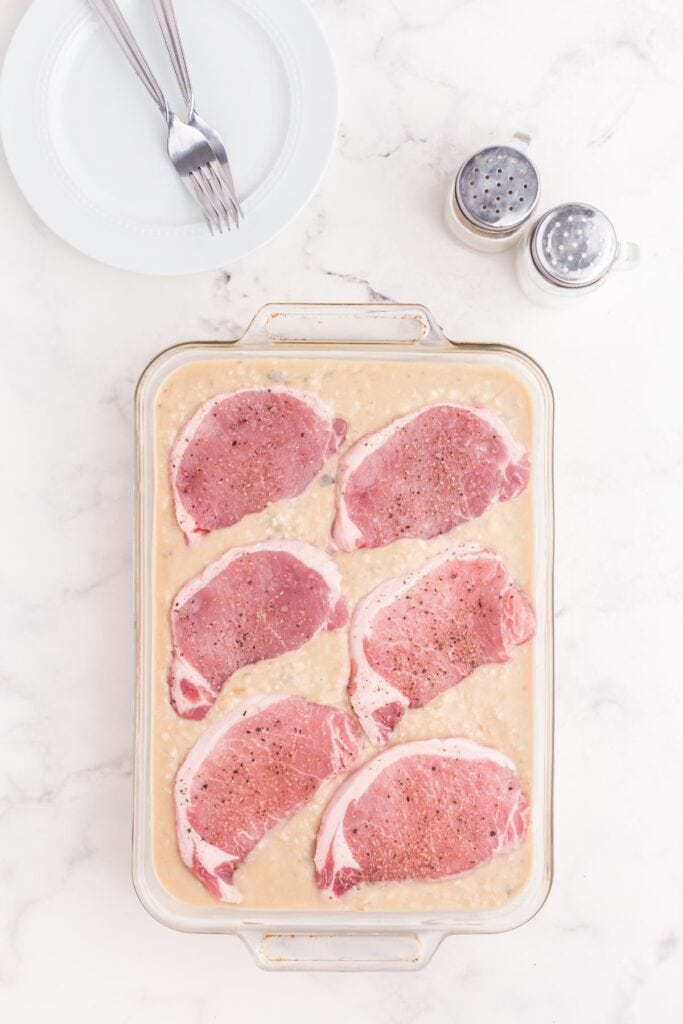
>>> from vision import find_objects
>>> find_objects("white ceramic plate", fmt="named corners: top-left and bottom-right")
top-left (0, 0), bottom-right (337, 274)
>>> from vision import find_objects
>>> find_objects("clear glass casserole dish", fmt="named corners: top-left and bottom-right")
top-left (134, 303), bottom-right (554, 971)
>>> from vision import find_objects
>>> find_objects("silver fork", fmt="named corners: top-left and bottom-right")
top-left (88, 0), bottom-right (234, 233)
top-left (151, 0), bottom-right (242, 226)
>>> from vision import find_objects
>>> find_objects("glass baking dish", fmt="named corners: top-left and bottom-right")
top-left (134, 302), bottom-right (554, 971)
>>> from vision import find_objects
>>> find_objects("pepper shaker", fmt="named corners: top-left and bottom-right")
top-left (515, 202), bottom-right (639, 306)
top-left (444, 135), bottom-right (540, 253)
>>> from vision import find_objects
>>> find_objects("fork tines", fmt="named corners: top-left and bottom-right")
top-left (183, 162), bottom-right (238, 234)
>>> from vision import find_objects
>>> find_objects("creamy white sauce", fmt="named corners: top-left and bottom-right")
top-left (151, 356), bottom-right (534, 911)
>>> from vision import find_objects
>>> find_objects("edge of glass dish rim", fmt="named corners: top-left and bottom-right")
top-left (131, 303), bottom-right (555, 957)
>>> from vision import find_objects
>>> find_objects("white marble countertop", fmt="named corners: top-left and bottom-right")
top-left (1, 0), bottom-right (682, 1020)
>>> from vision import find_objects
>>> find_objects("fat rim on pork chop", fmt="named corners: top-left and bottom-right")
top-left (169, 539), bottom-right (348, 720)
top-left (176, 694), bottom-right (363, 902)
top-left (172, 386), bottom-right (347, 544)
top-left (333, 403), bottom-right (530, 551)
top-left (315, 737), bottom-right (530, 898)
top-left (348, 543), bottom-right (536, 745)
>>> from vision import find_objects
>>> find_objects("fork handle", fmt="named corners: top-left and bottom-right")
top-left (151, 0), bottom-right (194, 112)
top-left (88, 0), bottom-right (170, 121)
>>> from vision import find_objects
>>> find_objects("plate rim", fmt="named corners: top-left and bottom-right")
top-left (0, 0), bottom-right (338, 275)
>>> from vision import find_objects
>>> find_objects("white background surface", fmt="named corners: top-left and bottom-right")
top-left (1, 0), bottom-right (682, 1020)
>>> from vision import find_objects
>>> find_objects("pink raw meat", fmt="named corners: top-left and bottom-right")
top-left (169, 540), bottom-right (348, 720)
top-left (176, 694), bottom-right (363, 902)
top-left (349, 544), bottom-right (535, 745)
top-left (315, 738), bottom-right (529, 898)
top-left (172, 387), bottom-right (347, 543)
top-left (332, 404), bottom-right (529, 551)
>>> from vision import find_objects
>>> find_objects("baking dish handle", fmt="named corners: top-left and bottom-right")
top-left (237, 302), bottom-right (449, 348)
top-left (240, 929), bottom-right (444, 972)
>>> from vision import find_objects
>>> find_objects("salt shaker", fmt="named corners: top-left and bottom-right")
top-left (444, 136), bottom-right (540, 253)
top-left (515, 202), bottom-right (639, 307)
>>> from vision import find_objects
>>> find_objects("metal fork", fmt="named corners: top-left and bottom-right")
top-left (88, 0), bottom-right (234, 233)
top-left (152, 0), bottom-right (242, 226)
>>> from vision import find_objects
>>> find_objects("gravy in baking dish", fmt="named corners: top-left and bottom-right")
top-left (150, 356), bottom-right (534, 911)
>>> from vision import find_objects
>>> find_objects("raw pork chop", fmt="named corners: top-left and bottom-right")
top-left (315, 738), bottom-right (529, 898)
top-left (332, 403), bottom-right (529, 551)
top-left (169, 540), bottom-right (348, 719)
top-left (172, 386), bottom-right (347, 543)
top-left (349, 544), bottom-right (535, 744)
top-left (176, 694), bottom-right (362, 902)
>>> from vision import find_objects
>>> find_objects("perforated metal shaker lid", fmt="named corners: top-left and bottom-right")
top-left (530, 203), bottom-right (617, 288)
top-left (455, 145), bottom-right (540, 233)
